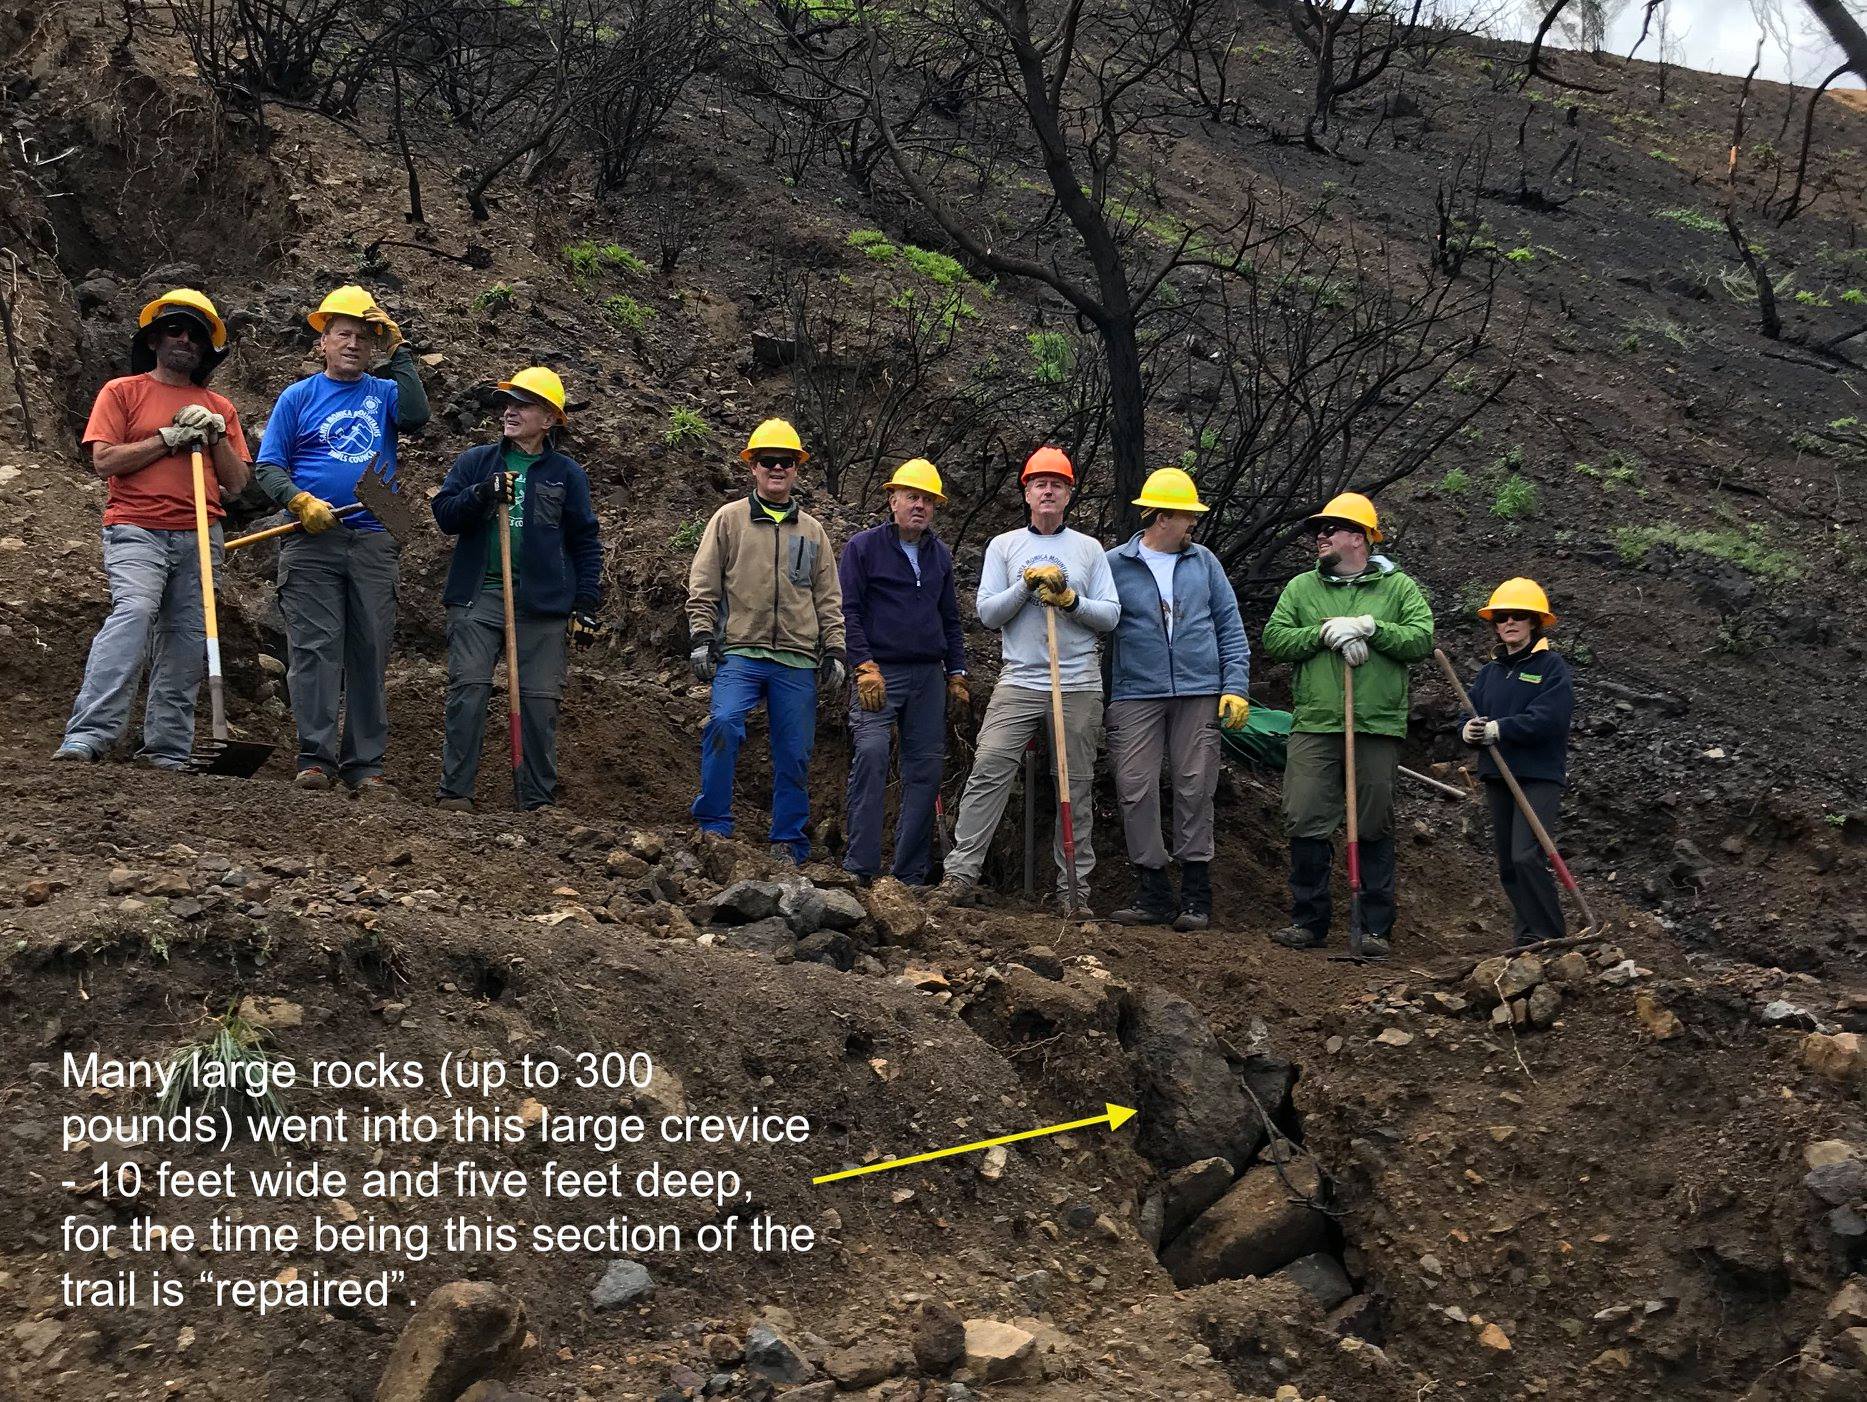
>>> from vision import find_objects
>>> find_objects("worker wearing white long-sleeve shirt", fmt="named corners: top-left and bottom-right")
top-left (934, 448), bottom-right (1118, 908)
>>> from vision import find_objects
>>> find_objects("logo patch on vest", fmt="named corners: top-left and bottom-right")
top-left (1517, 672), bottom-right (1543, 684)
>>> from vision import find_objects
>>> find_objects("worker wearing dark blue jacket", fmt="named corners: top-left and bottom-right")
top-left (1103, 469), bottom-right (1251, 931)
top-left (430, 368), bottom-right (602, 812)
top-left (839, 459), bottom-right (968, 885)
top-left (1460, 578), bottom-right (1575, 945)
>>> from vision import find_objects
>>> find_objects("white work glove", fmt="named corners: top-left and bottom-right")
top-left (1341, 638), bottom-right (1369, 667)
top-left (157, 423), bottom-right (206, 450)
top-left (1321, 615), bottom-right (1377, 649)
top-left (173, 405), bottom-right (227, 443)
top-left (1462, 718), bottom-right (1500, 745)
top-left (690, 642), bottom-right (719, 683)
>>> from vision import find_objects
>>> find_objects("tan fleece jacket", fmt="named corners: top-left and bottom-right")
top-left (685, 495), bottom-right (846, 659)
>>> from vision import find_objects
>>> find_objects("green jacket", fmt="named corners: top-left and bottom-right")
top-left (1260, 556), bottom-right (1435, 737)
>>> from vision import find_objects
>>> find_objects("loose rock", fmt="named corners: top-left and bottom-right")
top-left (962, 1319), bottom-right (1036, 1382)
top-left (590, 1259), bottom-right (654, 1309)
top-left (373, 1281), bottom-right (526, 1402)
top-left (911, 1302), bottom-right (966, 1376)
top-left (1121, 985), bottom-right (1263, 1171)
top-left (1158, 1160), bottom-right (1330, 1286)
top-left (746, 1321), bottom-right (813, 1384)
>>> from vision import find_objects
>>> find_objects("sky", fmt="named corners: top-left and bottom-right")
top-left (1493, 1), bottom-right (1863, 89)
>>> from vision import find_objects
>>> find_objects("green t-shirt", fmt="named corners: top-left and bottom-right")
top-left (483, 446), bottom-right (544, 590)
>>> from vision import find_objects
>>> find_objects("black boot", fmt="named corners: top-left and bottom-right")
top-left (1275, 837), bottom-right (1333, 948)
top-left (1111, 865), bottom-right (1177, 926)
top-left (1174, 861), bottom-right (1211, 931)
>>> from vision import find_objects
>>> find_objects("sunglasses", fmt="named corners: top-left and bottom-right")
top-left (753, 456), bottom-right (798, 471)
top-left (155, 318), bottom-right (208, 345)
top-left (1491, 610), bottom-right (1539, 624)
top-left (1314, 521), bottom-right (1360, 538)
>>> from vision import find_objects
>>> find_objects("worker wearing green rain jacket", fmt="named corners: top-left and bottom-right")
top-left (1259, 493), bottom-right (1434, 957)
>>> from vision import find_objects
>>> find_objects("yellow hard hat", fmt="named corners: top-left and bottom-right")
top-left (496, 366), bottom-right (568, 423)
top-left (137, 288), bottom-right (227, 351)
top-left (885, 457), bottom-right (946, 502)
top-left (1307, 491), bottom-right (1383, 543)
top-left (307, 285), bottom-right (383, 333)
top-left (1133, 466), bottom-right (1209, 514)
top-left (741, 418), bottom-right (809, 464)
top-left (1478, 577), bottom-right (1556, 628)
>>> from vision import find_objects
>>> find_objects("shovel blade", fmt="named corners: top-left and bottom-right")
top-left (185, 738), bottom-right (276, 778)
top-left (354, 459), bottom-right (415, 543)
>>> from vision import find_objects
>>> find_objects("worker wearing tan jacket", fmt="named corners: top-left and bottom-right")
top-left (686, 419), bottom-right (846, 863)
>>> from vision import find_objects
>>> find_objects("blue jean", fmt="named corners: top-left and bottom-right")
top-left (63, 523), bottom-right (222, 767)
top-left (843, 660), bottom-right (946, 884)
top-left (692, 654), bottom-right (819, 860)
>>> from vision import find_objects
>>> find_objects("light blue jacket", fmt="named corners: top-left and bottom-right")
top-left (1105, 534), bottom-right (1250, 701)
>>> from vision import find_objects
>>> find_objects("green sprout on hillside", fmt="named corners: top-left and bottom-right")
top-left (1653, 208), bottom-right (1722, 234)
top-left (1027, 331), bottom-right (1073, 385)
top-left (604, 294), bottom-right (653, 334)
top-left (669, 514), bottom-right (705, 550)
top-left (564, 241), bottom-right (649, 283)
top-left (473, 283), bottom-right (514, 314)
top-left (663, 407), bottom-right (709, 448)
top-left (1438, 467), bottom-right (1471, 496)
top-left (1505, 246), bottom-right (1536, 263)
top-left (1612, 522), bottom-right (1800, 581)
top-left (156, 1004), bottom-right (288, 1129)
top-left (1491, 475), bottom-right (1538, 521)
top-left (848, 229), bottom-right (899, 262)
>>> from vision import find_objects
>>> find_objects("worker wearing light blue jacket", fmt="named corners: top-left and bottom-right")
top-left (934, 447), bottom-right (1118, 908)
top-left (1105, 468), bottom-right (1252, 932)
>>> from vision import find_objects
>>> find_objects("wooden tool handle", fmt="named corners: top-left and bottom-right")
top-left (224, 503), bottom-right (365, 553)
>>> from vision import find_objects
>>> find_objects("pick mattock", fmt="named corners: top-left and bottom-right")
top-left (496, 473), bottom-right (523, 809)
top-left (1043, 607), bottom-right (1086, 919)
top-left (1433, 646), bottom-right (1599, 939)
top-left (1342, 662), bottom-right (1370, 960)
top-left (184, 448), bottom-right (275, 777)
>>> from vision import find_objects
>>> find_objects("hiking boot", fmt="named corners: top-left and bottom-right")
top-left (350, 775), bottom-right (395, 799)
top-left (435, 795), bottom-right (475, 813)
top-left (933, 875), bottom-right (976, 907)
top-left (1111, 865), bottom-right (1176, 926)
top-left (1271, 923), bottom-right (1326, 950)
top-left (1043, 889), bottom-right (1095, 920)
top-left (1354, 931), bottom-right (1392, 960)
top-left (295, 767), bottom-right (335, 792)
top-left (1174, 861), bottom-right (1212, 932)
top-left (52, 743), bottom-right (99, 763)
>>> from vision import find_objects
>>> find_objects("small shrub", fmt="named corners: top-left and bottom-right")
top-left (156, 1004), bottom-right (288, 1129)
top-left (603, 294), bottom-right (653, 334)
top-left (1491, 474), bottom-right (1538, 520)
top-left (564, 241), bottom-right (648, 282)
top-left (664, 406), bottom-right (709, 448)
top-left (473, 283), bottom-right (514, 314)
top-left (1794, 289), bottom-right (1832, 308)
top-left (902, 244), bottom-right (965, 286)
top-left (1494, 444), bottom-right (1527, 472)
top-left (1654, 207), bottom-right (1722, 234)
top-left (1505, 246), bottom-right (1535, 263)
top-left (1842, 288), bottom-right (1866, 306)
top-left (1438, 467), bottom-right (1471, 496)
top-left (669, 515), bottom-right (705, 550)
top-left (1028, 331), bottom-right (1073, 385)
top-left (848, 229), bottom-right (899, 262)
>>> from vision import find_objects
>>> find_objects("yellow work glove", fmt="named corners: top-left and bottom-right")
top-left (288, 491), bottom-right (339, 534)
top-left (855, 661), bottom-right (887, 712)
top-left (1219, 694), bottom-right (1250, 730)
top-left (946, 674), bottom-right (970, 720)
top-left (363, 306), bottom-right (404, 356)
top-left (1022, 563), bottom-right (1065, 594)
top-left (1035, 580), bottom-right (1078, 610)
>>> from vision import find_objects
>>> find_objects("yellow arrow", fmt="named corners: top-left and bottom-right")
top-left (812, 1103), bottom-right (1137, 1186)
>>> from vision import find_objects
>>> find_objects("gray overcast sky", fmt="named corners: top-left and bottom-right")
top-left (1496, 1), bottom-right (1862, 89)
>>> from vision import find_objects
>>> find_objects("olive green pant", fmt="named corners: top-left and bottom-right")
top-left (1281, 730), bottom-right (1400, 840)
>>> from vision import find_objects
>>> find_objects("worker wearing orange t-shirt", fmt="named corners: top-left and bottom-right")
top-left (54, 288), bottom-right (252, 768)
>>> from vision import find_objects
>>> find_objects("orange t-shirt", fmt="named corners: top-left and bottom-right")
top-left (82, 375), bottom-right (251, 530)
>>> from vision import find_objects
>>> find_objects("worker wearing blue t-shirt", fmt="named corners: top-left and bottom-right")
top-left (253, 286), bottom-right (430, 795)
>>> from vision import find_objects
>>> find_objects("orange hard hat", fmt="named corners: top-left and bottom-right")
top-left (1021, 446), bottom-right (1074, 484)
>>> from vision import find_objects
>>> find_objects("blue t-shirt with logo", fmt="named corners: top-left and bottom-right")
top-left (256, 371), bottom-right (401, 531)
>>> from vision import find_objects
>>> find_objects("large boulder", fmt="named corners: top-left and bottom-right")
top-left (708, 880), bottom-right (786, 924)
top-left (1158, 1160), bottom-right (1331, 1287)
top-left (374, 1282), bottom-right (526, 1402)
top-left (863, 877), bottom-right (925, 943)
top-left (1162, 1156), bottom-right (1236, 1241)
top-left (1121, 985), bottom-right (1263, 1171)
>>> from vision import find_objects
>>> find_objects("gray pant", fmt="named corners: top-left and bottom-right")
top-left (944, 683), bottom-right (1101, 894)
top-left (278, 527), bottom-right (399, 782)
top-left (1484, 778), bottom-right (1566, 944)
top-left (1106, 696), bottom-right (1220, 868)
top-left (62, 523), bottom-right (223, 767)
top-left (1281, 730), bottom-right (1400, 840)
top-left (440, 591), bottom-right (568, 810)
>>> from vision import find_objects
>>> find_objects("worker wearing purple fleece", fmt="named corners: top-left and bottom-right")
top-left (838, 459), bottom-right (968, 886)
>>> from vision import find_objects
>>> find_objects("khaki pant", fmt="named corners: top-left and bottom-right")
top-left (944, 683), bottom-right (1101, 894)
top-left (1106, 696), bottom-right (1220, 868)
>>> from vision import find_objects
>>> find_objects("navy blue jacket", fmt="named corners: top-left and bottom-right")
top-left (1463, 639), bottom-right (1574, 785)
top-left (432, 442), bottom-right (604, 616)
top-left (1105, 534), bottom-right (1250, 701)
top-left (837, 521), bottom-right (966, 674)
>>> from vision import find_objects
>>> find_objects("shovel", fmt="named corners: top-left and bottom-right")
top-left (1043, 608), bottom-right (1086, 920)
top-left (496, 476), bottom-right (524, 810)
top-left (1434, 647), bottom-right (1598, 940)
top-left (184, 447), bottom-right (275, 777)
